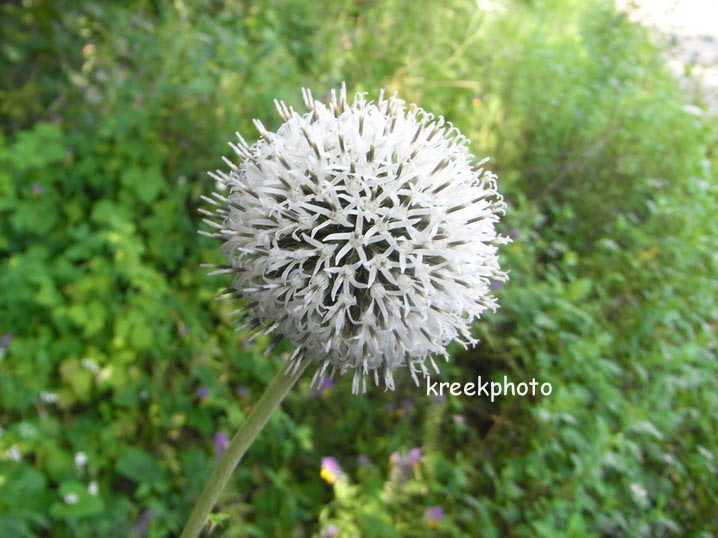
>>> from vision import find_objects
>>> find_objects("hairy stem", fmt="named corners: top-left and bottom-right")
top-left (180, 361), bottom-right (308, 538)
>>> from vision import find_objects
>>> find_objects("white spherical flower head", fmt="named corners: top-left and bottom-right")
top-left (201, 84), bottom-right (509, 393)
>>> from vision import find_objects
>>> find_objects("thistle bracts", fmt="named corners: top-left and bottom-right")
top-left (201, 84), bottom-right (509, 392)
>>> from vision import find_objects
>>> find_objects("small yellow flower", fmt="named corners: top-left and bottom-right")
top-left (320, 468), bottom-right (336, 485)
top-left (320, 457), bottom-right (342, 485)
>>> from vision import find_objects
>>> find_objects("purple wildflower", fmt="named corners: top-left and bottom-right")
top-left (133, 509), bottom-right (154, 536)
top-left (313, 377), bottom-right (335, 396)
top-left (323, 524), bottom-right (340, 538)
top-left (197, 386), bottom-right (210, 399)
top-left (0, 333), bottom-right (12, 350)
top-left (426, 506), bottom-right (444, 528)
top-left (214, 432), bottom-right (230, 460)
top-left (407, 447), bottom-right (422, 467)
top-left (389, 447), bottom-right (423, 482)
top-left (320, 457), bottom-right (343, 485)
top-left (0, 333), bottom-right (11, 360)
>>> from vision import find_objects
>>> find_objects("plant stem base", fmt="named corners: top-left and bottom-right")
top-left (180, 361), bottom-right (308, 538)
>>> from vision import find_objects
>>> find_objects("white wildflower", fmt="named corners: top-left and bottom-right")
top-left (630, 482), bottom-right (649, 507)
top-left (74, 451), bottom-right (89, 469)
top-left (81, 357), bottom-right (100, 373)
top-left (6, 445), bottom-right (21, 462)
top-left (88, 481), bottom-right (99, 495)
top-left (202, 84), bottom-right (509, 392)
top-left (19, 423), bottom-right (36, 438)
top-left (40, 391), bottom-right (59, 404)
top-left (63, 492), bottom-right (79, 505)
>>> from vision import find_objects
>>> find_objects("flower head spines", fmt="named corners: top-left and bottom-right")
top-left (202, 84), bottom-right (508, 392)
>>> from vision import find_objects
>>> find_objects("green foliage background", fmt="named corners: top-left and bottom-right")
top-left (1, 0), bottom-right (717, 536)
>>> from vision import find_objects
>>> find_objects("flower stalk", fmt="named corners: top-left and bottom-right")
top-left (180, 361), bottom-right (308, 538)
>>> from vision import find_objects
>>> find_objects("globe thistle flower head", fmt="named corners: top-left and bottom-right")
top-left (201, 84), bottom-right (509, 393)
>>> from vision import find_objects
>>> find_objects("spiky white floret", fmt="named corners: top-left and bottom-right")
top-left (201, 84), bottom-right (509, 392)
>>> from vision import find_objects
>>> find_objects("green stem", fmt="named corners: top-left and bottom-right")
top-left (180, 361), bottom-right (308, 538)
